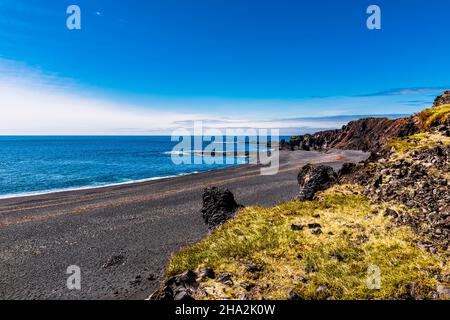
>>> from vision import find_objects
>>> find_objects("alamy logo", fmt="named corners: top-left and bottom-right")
top-left (66, 5), bottom-right (382, 32)
top-left (66, 265), bottom-right (81, 290)
top-left (367, 5), bottom-right (381, 30)
top-left (67, 5), bottom-right (81, 30)
top-left (171, 122), bottom-right (280, 175)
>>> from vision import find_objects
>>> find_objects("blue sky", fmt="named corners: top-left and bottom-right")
top-left (0, 0), bottom-right (449, 134)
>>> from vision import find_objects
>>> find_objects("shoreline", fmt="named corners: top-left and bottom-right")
top-left (0, 158), bottom-right (254, 201)
top-left (0, 171), bottom-right (205, 201)
top-left (0, 163), bottom-right (253, 201)
top-left (0, 149), bottom-right (368, 299)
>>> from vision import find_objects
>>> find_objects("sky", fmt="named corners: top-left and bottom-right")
top-left (0, 0), bottom-right (449, 135)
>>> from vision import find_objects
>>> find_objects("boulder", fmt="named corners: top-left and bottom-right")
top-left (149, 270), bottom-right (198, 301)
top-left (296, 164), bottom-right (339, 201)
top-left (307, 223), bottom-right (322, 229)
top-left (217, 273), bottom-right (234, 286)
top-left (198, 267), bottom-right (216, 280)
top-left (201, 187), bottom-right (243, 230)
top-left (291, 224), bottom-right (304, 231)
top-left (338, 162), bottom-right (357, 177)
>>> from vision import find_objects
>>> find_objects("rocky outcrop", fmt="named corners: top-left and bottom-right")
top-left (340, 145), bottom-right (450, 252)
top-left (150, 188), bottom-right (242, 300)
top-left (294, 91), bottom-right (449, 251)
top-left (337, 162), bottom-right (357, 177)
top-left (201, 187), bottom-right (243, 230)
top-left (149, 268), bottom-right (220, 300)
top-left (286, 130), bottom-right (340, 151)
top-left (336, 117), bottom-right (420, 151)
top-left (297, 164), bottom-right (339, 201)
top-left (153, 93), bottom-right (449, 301)
top-left (330, 118), bottom-right (398, 151)
top-left (284, 117), bottom-right (420, 152)
top-left (434, 90), bottom-right (450, 106)
top-left (149, 270), bottom-right (198, 301)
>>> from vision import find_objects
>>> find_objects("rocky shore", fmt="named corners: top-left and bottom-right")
top-left (282, 90), bottom-right (450, 254)
top-left (0, 146), bottom-right (365, 299)
top-left (153, 92), bottom-right (450, 300)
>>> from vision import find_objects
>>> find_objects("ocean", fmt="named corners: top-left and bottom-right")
top-left (0, 136), bottom-right (285, 199)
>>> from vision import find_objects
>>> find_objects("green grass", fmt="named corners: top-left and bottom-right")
top-left (387, 132), bottom-right (450, 154)
top-left (418, 104), bottom-right (450, 129)
top-left (387, 133), bottom-right (430, 153)
top-left (167, 185), bottom-right (445, 300)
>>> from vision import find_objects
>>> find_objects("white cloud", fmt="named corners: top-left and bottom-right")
top-left (0, 84), bottom-right (191, 135)
top-left (0, 59), bottom-right (432, 135)
top-left (0, 59), bottom-right (208, 135)
top-left (0, 59), bottom-right (347, 135)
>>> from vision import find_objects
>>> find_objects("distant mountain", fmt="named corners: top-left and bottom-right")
top-left (280, 114), bottom-right (409, 122)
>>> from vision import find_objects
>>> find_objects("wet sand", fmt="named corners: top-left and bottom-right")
top-left (0, 149), bottom-right (367, 300)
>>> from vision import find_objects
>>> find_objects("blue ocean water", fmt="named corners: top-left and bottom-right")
top-left (0, 136), bottom-right (284, 198)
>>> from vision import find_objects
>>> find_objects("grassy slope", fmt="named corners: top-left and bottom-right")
top-left (166, 106), bottom-right (450, 300)
top-left (168, 185), bottom-right (446, 299)
top-left (387, 132), bottom-right (450, 154)
top-left (418, 104), bottom-right (450, 129)
top-left (386, 104), bottom-right (450, 153)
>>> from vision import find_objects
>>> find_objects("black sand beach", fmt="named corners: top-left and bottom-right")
top-left (0, 149), bottom-right (367, 300)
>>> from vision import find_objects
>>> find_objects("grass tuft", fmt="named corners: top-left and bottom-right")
top-left (418, 104), bottom-right (450, 129)
top-left (167, 185), bottom-right (445, 300)
top-left (387, 132), bottom-right (450, 154)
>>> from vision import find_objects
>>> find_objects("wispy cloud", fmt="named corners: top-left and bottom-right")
top-left (0, 59), bottom-right (442, 135)
top-left (0, 59), bottom-right (208, 135)
top-left (357, 87), bottom-right (448, 97)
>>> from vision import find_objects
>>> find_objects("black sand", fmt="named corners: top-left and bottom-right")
top-left (0, 150), bottom-right (367, 300)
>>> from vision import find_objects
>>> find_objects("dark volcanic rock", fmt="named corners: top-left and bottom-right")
top-left (327, 94), bottom-right (450, 251)
top-left (283, 130), bottom-right (340, 151)
top-left (338, 162), bottom-right (357, 177)
top-left (201, 187), bottom-right (243, 229)
top-left (339, 162), bottom-right (377, 186)
top-left (150, 270), bottom-right (198, 301)
top-left (296, 164), bottom-right (339, 201)
top-left (332, 117), bottom-right (420, 151)
top-left (245, 263), bottom-right (263, 273)
top-left (284, 116), bottom-right (420, 153)
top-left (199, 267), bottom-right (216, 280)
top-left (291, 224), bottom-right (304, 231)
top-left (240, 282), bottom-right (256, 291)
top-left (332, 118), bottom-right (396, 151)
top-left (217, 273), bottom-right (234, 286)
top-left (434, 90), bottom-right (450, 106)
top-left (355, 145), bottom-right (450, 251)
